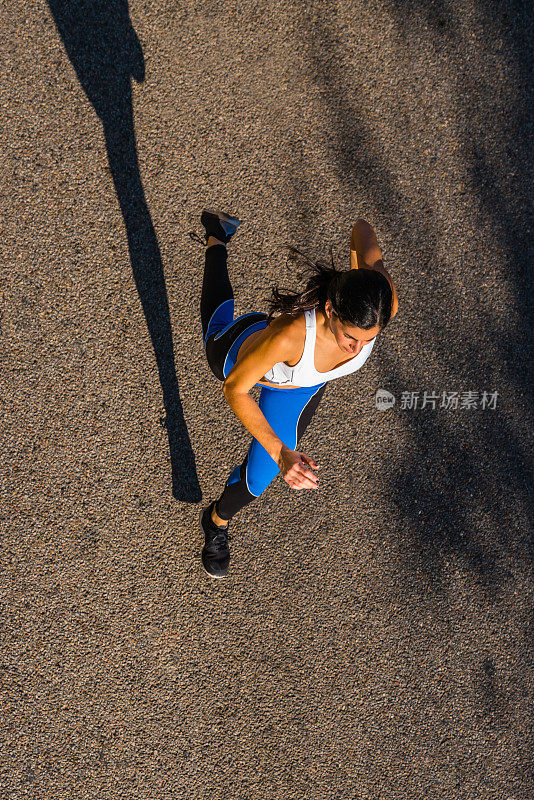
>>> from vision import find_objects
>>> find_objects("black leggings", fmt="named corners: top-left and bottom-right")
top-left (201, 245), bottom-right (327, 521)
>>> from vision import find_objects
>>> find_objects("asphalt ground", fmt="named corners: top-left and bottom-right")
top-left (1, 1), bottom-right (533, 798)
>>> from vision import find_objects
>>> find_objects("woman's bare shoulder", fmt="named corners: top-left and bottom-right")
top-left (267, 312), bottom-right (306, 347)
top-left (268, 311), bottom-right (306, 331)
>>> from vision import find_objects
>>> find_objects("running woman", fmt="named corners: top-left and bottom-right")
top-left (195, 210), bottom-right (399, 578)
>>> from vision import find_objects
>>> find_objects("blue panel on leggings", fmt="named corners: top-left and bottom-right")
top-left (242, 382), bottom-right (326, 496)
top-left (203, 298), bottom-right (235, 345)
top-left (226, 464), bottom-right (241, 487)
top-left (205, 300), bottom-right (272, 346)
top-left (224, 319), bottom-right (270, 380)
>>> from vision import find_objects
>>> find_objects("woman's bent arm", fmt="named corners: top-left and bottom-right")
top-left (223, 387), bottom-right (285, 462)
top-left (350, 219), bottom-right (399, 318)
top-left (222, 319), bottom-right (299, 463)
top-left (350, 218), bottom-right (383, 269)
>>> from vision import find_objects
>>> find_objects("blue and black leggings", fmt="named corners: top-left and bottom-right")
top-left (201, 244), bottom-right (327, 521)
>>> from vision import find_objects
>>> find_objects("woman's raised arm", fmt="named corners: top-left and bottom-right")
top-left (350, 219), bottom-right (399, 319)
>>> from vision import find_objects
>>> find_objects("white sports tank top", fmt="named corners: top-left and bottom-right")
top-left (263, 307), bottom-right (377, 387)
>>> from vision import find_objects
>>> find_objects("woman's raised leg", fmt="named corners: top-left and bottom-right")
top-left (200, 242), bottom-right (235, 346)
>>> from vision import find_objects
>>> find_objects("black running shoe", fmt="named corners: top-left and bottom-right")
top-left (200, 209), bottom-right (241, 244)
top-left (200, 501), bottom-right (231, 578)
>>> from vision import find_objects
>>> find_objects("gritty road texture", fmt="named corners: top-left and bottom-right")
top-left (1, 0), bottom-right (533, 798)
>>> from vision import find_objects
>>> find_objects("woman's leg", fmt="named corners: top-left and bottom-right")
top-left (200, 241), bottom-right (268, 528)
top-left (200, 244), bottom-right (234, 346)
top-left (214, 383), bottom-right (327, 521)
top-left (200, 243), bottom-right (268, 381)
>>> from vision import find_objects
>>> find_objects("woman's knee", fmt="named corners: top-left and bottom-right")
top-left (244, 441), bottom-right (280, 496)
top-left (245, 470), bottom-right (276, 498)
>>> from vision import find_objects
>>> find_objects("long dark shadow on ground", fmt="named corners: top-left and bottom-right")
top-left (47, 0), bottom-right (200, 502)
top-left (290, 1), bottom-right (532, 593)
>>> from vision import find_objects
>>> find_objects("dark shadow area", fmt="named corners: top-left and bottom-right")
top-left (474, 654), bottom-right (507, 723)
top-left (47, 0), bottom-right (201, 502)
top-left (290, 0), bottom-right (533, 594)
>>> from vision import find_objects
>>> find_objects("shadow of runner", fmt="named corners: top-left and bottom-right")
top-left (47, 0), bottom-right (200, 502)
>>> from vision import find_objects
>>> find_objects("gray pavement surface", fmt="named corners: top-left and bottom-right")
top-left (1, 0), bottom-right (533, 797)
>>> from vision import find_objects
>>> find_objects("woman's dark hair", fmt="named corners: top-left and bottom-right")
top-left (264, 245), bottom-right (393, 330)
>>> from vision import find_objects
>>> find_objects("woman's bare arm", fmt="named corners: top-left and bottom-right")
top-left (222, 319), bottom-right (299, 462)
top-left (350, 218), bottom-right (383, 269)
top-left (350, 219), bottom-right (399, 318)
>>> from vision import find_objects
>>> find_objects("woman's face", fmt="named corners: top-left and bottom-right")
top-left (325, 301), bottom-right (382, 356)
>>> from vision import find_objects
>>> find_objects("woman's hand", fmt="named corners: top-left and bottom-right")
top-left (277, 444), bottom-right (320, 491)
